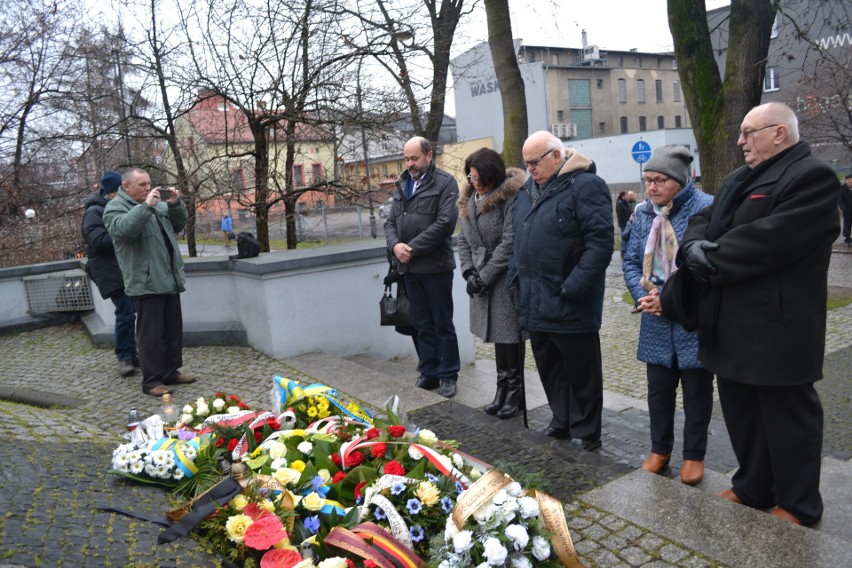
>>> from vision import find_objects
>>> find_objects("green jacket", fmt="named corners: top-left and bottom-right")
top-left (103, 189), bottom-right (188, 297)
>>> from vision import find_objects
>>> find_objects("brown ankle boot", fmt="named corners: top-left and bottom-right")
top-left (680, 460), bottom-right (704, 485)
top-left (641, 452), bottom-right (671, 474)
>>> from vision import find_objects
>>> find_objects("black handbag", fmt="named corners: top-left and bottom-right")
top-left (380, 283), bottom-right (412, 327)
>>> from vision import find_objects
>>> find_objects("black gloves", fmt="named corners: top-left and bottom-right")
top-left (680, 240), bottom-right (719, 283)
top-left (383, 270), bottom-right (403, 287)
top-left (463, 268), bottom-right (488, 298)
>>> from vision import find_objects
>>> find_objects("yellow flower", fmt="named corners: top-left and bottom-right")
top-left (317, 469), bottom-right (331, 484)
top-left (416, 481), bottom-right (440, 506)
top-left (302, 491), bottom-right (325, 511)
top-left (258, 499), bottom-right (275, 513)
top-left (230, 494), bottom-right (249, 510)
top-left (290, 460), bottom-right (306, 472)
top-left (272, 468), bottom-right (301, 487)
top-left (307, 406), bottom-right (318, 418)
top-left (225, 514), bottom-right (253, 543)
top-left (250, 446), bottom-right (262, 458)
top-left (318, 408), bottom-right (330, 419)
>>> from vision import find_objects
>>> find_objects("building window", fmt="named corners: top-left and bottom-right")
top-left (673, 81), bottom-right (682, 102)
top-left (557, 110), bottom-right (564, 121)
top-left (232, 169), bottom-right (244, 191)
top-left (639, 116), bottom-right (647, 131)
top-left (618, 78), bottom-right (627, 103)
top-left (596, 79), bottom-right (603, 89)
top-left (620, 116), bottom-right (628, 133)
top-left (675, 115), bottom-right (682, 128)
top-left (617, 56), bottom-right (623, 67)
top-left (598, 121), bottom-right (606, 134)
top-left (763, 67), bottom-right (780, 92)
top-left (568, 79), bottom-right (591, 106)
top-left (655, 80), bottom-right (663, 102)
top-left (655, 58), bottom-right (662, 69)
top-left (528, 51), bottom-right (536, 63)
top-left (293, 165), bottom-right (304, 186)
top-left (552, 53), bottom-right (560, 65)
top-left (657, 116), bottom-right (665, 129)
top-left (311, 163), bottom-right (323, 184)
top-left (771, 10), bottom-right (781, 39)
top-left (637, 79), bottom-right (645, 103)
top-left (672, 58), bottom-right (678, 70)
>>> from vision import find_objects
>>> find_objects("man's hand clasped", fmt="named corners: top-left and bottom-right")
top-left (681, 240), bottom-right (719, 283)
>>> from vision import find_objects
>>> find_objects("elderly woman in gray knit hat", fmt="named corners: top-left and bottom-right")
top-left (622, 145), bottom-right (715, 486)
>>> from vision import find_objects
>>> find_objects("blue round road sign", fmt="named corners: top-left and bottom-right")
top-left (632, 141), bottom-right (652, 164)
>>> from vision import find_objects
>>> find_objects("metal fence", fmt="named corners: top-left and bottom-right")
top-left (195, 205), bottom-right (387, 246)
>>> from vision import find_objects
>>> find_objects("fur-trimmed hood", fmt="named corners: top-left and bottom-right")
top-left (557, 147), bottom-right (594, 177)
top-left (458, 167), bottom-right (526, 219)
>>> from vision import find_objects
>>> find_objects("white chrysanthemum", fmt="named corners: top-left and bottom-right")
top-left (145, 463), bottom-right (158, 476)
top-left (227, 406), bottom-right (240, 414)
top-left (182, 445), bottom-right (197, 461)
top-left (112, 453), bottom-right (129, 468)
top-left (154, 463), bottom-right (171, 478)
top-left (196, 403), bottom-right (210, 417)
top-left (270, 457), bottom-right (288, 471)
top-left (438, 555), bottom-right (463, 568)
top-left (452, 530), bottom-right (474, 553)
top-left (408, 445), bottom-right (424, 460)
top-left (183, 404), bottom-right (194, 414)
top-left (517, 496), bottom-right (539, 519)
top-left (173, 468), bottom-right (185, 481)
top-left (505, 482), bottom-right (523, 497)
top-left (113, 443), bottom-right (133, 457)
top-left (150, 450), bottom-right (170, 465)
top-left (496, 496), bottom-right (519, 524)
top-left (476, 564), bottom-right (489, 568)
top-left (452, 452), bottom-right (464, 469)
top-left (180, 414), bottom-right (193, 425)
top-left (531, 536), bottom-right (551, 561)
top-left (473, 502), bottom-right (495, 524)
top-left (492, 489), bottom-right (508, 505)
top-left (483, 537), bottom-right (508, 566)
top-left (417, 429), bottom-right (438, 445)
top-left (510, 554), bottom-right (532, 568)
top-left (129, 460), bottom-right (145, 474)
top-left (196, 397), bottom-right (207, 406)
top-left (505, 524), bottom-right (529, 550)
top-left (297, 441), bottom-right (313, 455)
top-left (444, 515), bottom-right (460, 542)
top-left (213, 398), bottom-right (226, 411)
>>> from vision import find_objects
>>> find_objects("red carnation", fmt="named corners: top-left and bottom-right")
top-left (229, 394), bottom-right (240, 402)
top-left (344, 451), bottom-right (364, 467)
top-left (254, 431), bottom-right (263, 443)
top-left (388, 425), bottom-right (406, 438)
top-left (266, 419), bottom-right (280, 430)
top-left (215, 437), bottom-right (224, 448)
top-left (365, 428), bottom-right (380, 439)
top-left (364, 561), bottom-right (378, 568)
top-left (330, 453), bottom-right (342, 467)
top-left (354, 481), bottom-right (367, 499)
top-left (227, 438), bottom-right (239, 452)
top-left (384, 460), bottom-right (405, 476)
top-left (332, 471), bottom-right (346, 484)
top-left (215, 392), bottom-right (225, 398)
top-left (346, 560), bottom-right (356, 568)
top-left (370, 443), bottom-right (387, 459)
top-left (239, 402), bottom-right (250, 410)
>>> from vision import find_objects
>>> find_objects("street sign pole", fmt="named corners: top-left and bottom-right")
top-left (631, 140), bottom-right (652, 195)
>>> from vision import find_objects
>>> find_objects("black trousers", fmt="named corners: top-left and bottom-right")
top-left (404, 271), bottom-right (460, 381)
top-left (646, 364), bottom-right (714, 460)
top-left (529, 331), bottom-right (603, 441)
top-left (134, 294), bottom-right (184, 392)
top-left (717, 376), bottom-right (823, 525)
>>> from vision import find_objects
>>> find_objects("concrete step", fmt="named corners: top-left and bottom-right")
top-left (583, 458), bottom-right (851, 567)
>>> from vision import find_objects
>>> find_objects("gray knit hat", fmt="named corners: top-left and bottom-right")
top-left (644, 145), bottom-right (693, 186)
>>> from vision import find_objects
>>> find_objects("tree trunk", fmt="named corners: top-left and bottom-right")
top-left (668, 0), bottom-right (775, 194)
top-left (252, 122), bottom-right (271, 252)
top-left (484, 0), bottom-right (527, 168)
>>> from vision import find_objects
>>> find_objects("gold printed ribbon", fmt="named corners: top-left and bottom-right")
top-left (451, 469), bottom-right (512, 530)
top-left (534, 490), bottom-right (584, 568)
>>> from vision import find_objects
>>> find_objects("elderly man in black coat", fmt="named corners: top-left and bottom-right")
top-left (677, 102), bottom-right (839, 526)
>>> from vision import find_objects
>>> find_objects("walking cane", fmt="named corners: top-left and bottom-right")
top-left (519, 333), bottom-right (528, 429)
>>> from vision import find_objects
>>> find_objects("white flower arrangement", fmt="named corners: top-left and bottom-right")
top-left (111, 440), bottom-right (189, 483)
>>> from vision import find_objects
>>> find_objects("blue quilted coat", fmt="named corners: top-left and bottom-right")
top-left (622, 182), bottom-right (713, 369)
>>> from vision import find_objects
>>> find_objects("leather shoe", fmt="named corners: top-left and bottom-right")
top-left (715, 488), bottom-right (743, 504)
top-left (172, 373), bottom-right (196, 385)
top-left (680, 460), bottom-right (704, 485)
top-left (572, 438), bottom-right (602, 451)
top-left (770, 507), bottom-right (801, 525)
top-left (144, 384), bottom-right (172, 397)
top-left (544, 426), bottom-right (570, 440)
top-left (438, 380), bottom-right (457, 398)
top-left (641, 452), bottom-right (671, 474)
top-left (415, 376), bottom-right (440, 390)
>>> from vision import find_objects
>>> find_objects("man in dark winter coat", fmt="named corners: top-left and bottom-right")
top-left (839, 174), bottom-right (852, 245)
top-left (677, 102), bottom-right (838, 526)
top-left (385, 136), bottom-right (460, 399)
top-left (507, 131), bottom-right (614, 451)
top-left (81, 171), bottom-right (138, 377)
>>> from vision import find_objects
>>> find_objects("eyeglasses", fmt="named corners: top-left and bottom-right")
top-left (643, 176), bottom-right (670, 187)
top-left (523, 149), bottom-right (554, 169)
top-left (739, 124), bottom-right (778, 139)
top-left (466, 174), bottom-right (481, 184)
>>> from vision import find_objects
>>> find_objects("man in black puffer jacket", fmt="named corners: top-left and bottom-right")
top-left (507, 131), bottom-right (614, 451)
top-left (82, 171), bottom-right (138, 377)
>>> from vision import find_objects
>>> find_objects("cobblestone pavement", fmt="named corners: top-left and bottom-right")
top-left (0, 250), bottom-right (850, 567)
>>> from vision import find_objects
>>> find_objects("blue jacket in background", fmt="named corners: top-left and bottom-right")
top-left (507, 149), bottom-right (614, 334)
top-left (623, 182), bottom-right (713, 369)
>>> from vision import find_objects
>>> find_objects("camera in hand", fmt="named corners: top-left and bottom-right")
top-left (158, 188), bottom-right (171, 199)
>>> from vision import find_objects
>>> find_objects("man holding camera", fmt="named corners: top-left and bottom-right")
top-left (104, 168), bottom-right (196, 397)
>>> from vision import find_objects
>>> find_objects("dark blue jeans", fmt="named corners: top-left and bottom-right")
top-left (404, 271), bottom-right (460, 382)
top-left (111, 291), bottom-right (137, 362)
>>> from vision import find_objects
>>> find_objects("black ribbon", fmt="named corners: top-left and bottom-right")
top-left (157, 477), bottom-right (243, 544)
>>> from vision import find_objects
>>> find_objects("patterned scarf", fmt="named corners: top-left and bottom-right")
top-left (640, 203), bottom-right (678, 291)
